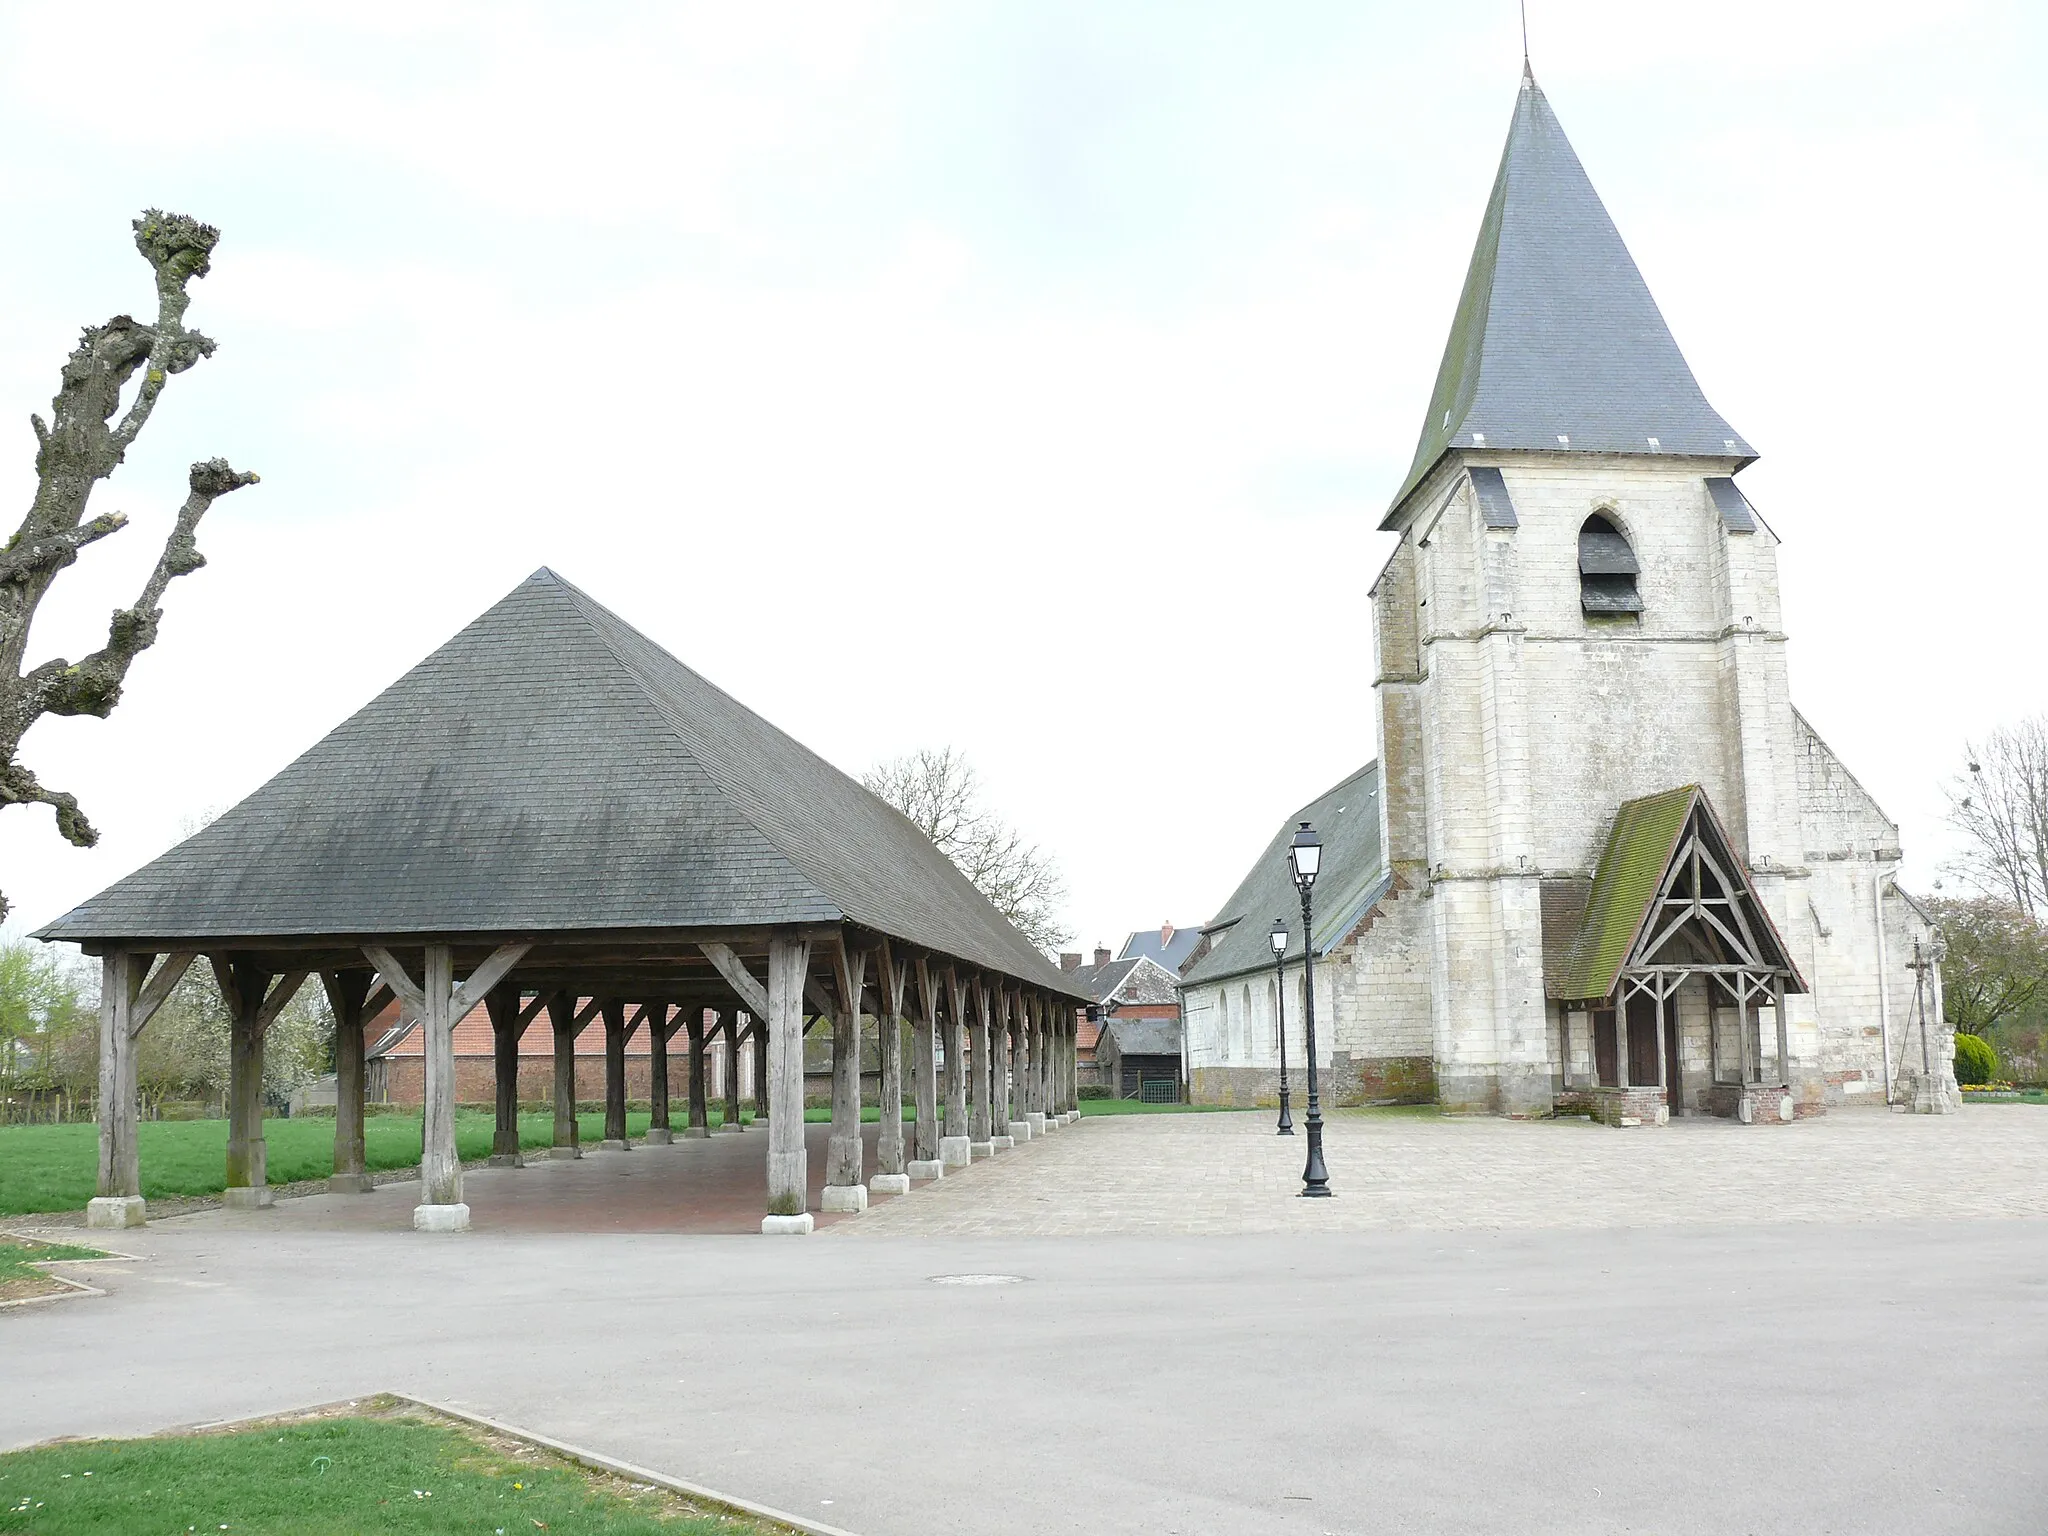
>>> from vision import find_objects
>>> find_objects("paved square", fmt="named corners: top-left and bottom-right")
top-left (834, 1105), bottom-right (2048, 1236)
top-left (8, 1108), bottom-right (2046, 1536)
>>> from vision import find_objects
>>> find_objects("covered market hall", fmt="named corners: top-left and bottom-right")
top-left (38, 569), bottom-right (1088, 1235)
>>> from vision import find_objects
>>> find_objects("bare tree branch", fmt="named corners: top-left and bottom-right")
top-left (0, 210), bottom-right (254, 921)
top-left (1945, 716), bottom-right (2048, 921)
top-left (864, 746), bottom-right (1072, 953)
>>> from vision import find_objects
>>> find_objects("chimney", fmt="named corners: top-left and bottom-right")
top-left (1093, 945), bottom-right (1112, 968)
top-left (1160, 921), bottom-right (1175, 946)
top-left (1060, 952), bottom-right (1082, 972)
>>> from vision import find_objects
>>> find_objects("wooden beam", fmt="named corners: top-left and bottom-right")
top-left (128, 952), bottom-right (198, 1039)
top-left (256, 972), bottom-right (311, 1034)
top-left (699, 941), bottom-right (771, 1016)
top-left (362, 945), bottom-right (426, 1018)
top-left (449, 942), bottom-right (532, 1018)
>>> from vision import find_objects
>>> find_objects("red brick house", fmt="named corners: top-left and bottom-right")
top-left (1060, 945), bottom-right (1184, 1094)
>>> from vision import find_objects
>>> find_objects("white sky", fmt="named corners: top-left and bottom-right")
top-left (2, 1), bottom-right (2043, 955)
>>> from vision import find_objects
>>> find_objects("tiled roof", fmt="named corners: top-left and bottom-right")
top-left (39, 570), bottom-right (1078, 996)
top-left (1386, 67), bottom-right (1754, 527)
top-left (1118, 925), bottom-right (1203, 970)
top-left (1181, 761), bottom-right (1386, 988)
top-left (1102, 1015), bottom-right (1182, 1058)
top-left (1551, 786), bottom-right (1699, 1002)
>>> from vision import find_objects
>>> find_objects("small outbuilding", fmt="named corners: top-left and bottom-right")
top-left (1096, 1015), bottom-right (1184, 1103)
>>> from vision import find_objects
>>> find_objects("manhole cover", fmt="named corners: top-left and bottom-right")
top-left (928, 1273), bottom-right (1026, 1286)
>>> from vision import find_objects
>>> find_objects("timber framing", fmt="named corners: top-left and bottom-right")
top-left (48, 570), bottom-right (1085, 1234)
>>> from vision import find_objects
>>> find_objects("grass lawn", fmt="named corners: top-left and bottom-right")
top-left (0, 1399), bottom-right (797, 1535)
top-left (0, 1238), bottom-right (106, 1304)
top-left (0, 1107), bottom-right (761, 1217)
top-left (1078, 1098), bottom-right (1247, 1115)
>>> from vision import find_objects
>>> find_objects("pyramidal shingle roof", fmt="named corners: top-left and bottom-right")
top-left (1384, 67), bottom-right (1754, 526)
top-left (39, 569), bottom-right (1074, 992)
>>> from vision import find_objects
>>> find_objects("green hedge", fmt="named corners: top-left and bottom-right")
top-left (1954, 1033), bottom-right (1998, 1085)
top-left (1077, 1084), bottom-right (1111, 1100)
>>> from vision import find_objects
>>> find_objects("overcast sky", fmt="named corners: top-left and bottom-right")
top-left (3, 1), bottom-right (2042, 955)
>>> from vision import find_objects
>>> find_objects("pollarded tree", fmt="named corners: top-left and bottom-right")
top-left (0, 211), bottom-right (258, 921)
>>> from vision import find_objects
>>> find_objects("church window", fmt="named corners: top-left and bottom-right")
top-left (1578, 514), bottom-right (1642, 615)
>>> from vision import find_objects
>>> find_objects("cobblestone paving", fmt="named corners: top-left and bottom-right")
top-left (831, 1105), bottom-right (2048, 1236)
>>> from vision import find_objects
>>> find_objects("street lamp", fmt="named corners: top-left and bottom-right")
top-left (1288, 821), bottom-right (1331, 1197)
top-left (1269, 919), bottom-right (1294, 1135)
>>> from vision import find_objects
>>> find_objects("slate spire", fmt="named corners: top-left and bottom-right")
top-left (1385, 69), bottom-right (1754, 526)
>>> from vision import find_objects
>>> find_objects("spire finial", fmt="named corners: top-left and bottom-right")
top-left (1521, 0), bottom-right (1532, 75)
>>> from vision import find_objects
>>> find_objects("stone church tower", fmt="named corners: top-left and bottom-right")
top-left (1180, 69), bottom-right (1954, 1121)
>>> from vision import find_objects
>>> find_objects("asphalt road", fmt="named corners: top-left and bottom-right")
top-left (6, 1217), bottom-right (2043, 1535)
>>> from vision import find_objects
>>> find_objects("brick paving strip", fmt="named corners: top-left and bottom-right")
top-left (828, 1107), bottom-right (2048, 1237)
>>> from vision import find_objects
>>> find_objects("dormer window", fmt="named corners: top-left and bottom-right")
top-left (1579, 514), bottom-right (1642, 615)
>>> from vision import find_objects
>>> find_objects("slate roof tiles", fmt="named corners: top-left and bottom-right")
top-left (40, 570), bottom-right (1078, 996)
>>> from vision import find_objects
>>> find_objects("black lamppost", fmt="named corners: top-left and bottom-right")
top-left (1269, 918), bottom-right (1294, 1135)
top-left (1289, 821), bottom-right (1331, 1197)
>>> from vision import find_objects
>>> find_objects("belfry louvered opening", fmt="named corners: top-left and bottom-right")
top-left (1579, 514), bottom-right (1642, 615)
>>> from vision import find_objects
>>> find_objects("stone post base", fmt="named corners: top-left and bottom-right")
top-left (684, 1126), bottom-right (713, 1139)
top-left (598, 1139), bottom-right (632, 1152)
top-left (85, 1195), bottom-right (146, 1229)
top-left (484, 1155), bottom-right (522, 1171)
top-left (413, 1203), bottom-right (471, 1232)
top-left (1008, 1120), bottom-right (1032, 1141)
top-left (940, 1136), bottom-right (972, 1168)
top-left (548, 1145), bottom-right (581, 1160)
top-left (907, 1158), bottom-right (945, 1180)
top-left (762, 1214), bottom-right (814, 1235)
top-left (990, 1134), bottom-right (1014, 1150)
top-left (1067, 1110), bottom-right (1081, 1123)
top-left (1040, 1116), bottom-right (1059, 1133)
top-left (1029, 1113), bottom-right (1047, 1134)
top-left (222, 1186), bottom-right (273, 1210)
top-left (330, 1171), bottom-right (378, 1191)
top-left (869, 1173), bottom-right (911, 1195)
top-left (644, 1128), bottom-right (674, 1145)
top-left (719, 1120), bottom-right (748, 1133)
top-left (969, 1141), bottom-right (994, 1159)
top-left (820, 1184), bottom-right (868, 1213)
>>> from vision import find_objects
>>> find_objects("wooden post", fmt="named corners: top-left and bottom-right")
top-left (764, 934), bottom-right (813, 1228)
top-left (823, 940), bottom-right (869, 1211)
top-left (1646, 987), bottom-right (1662, 1122)
top-left (483, 982), bottom-right (524, 1168)
top-left (721, 1013), bottom-right (746, 1131)
top-left (324, 970), bottom-right (375, 1190)
top-left (941, 969), bottom-right (970, 1165)
top-left (417, 942), bottom-right (465, 1218)
top-left (644, 1003), bottom-right (674, 1143)
top-left (547, 991), bottom-right (580, 1159)
top-left (218, 958), bottom-right (274, 1207)
top-left (967, 977), bottom-right (993, 1149)
top-left (599, 999), bottom-right (631, 1149)
top-left (752, 1021), bottom-right (769, 1119)
top-left (872, 945), bottom-right (908, 1189)
top-left (90, 952), bottom-right (143, 1226)
top-left (911, 959), bottom-right (939, 1168)
top-left (1616, 986), bottom-right (1632, 1088)
top-left (87, 950), bottom-right (196, 1228)
top-left (1774, 974), bottom-right (1791, 1090)
top-left (990, 987), bottom-right (1014, 1143)
top-left (686, 1008), bottom-right (711, 1137)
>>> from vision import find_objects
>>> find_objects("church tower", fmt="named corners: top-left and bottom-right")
top-left (1371, 64), bottom-right (1802, 1113)
top-left (1181, 66), bottom-right (1948, 1122)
